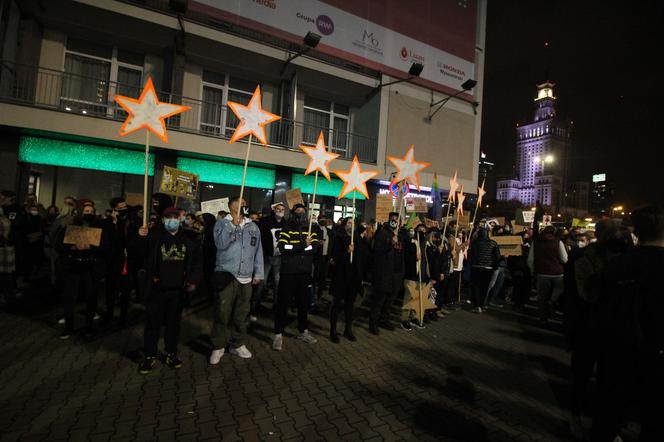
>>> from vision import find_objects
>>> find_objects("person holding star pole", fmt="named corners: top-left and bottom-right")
top-left (334, 156), bottom-right (378, 264)
top-left (299, 131), bottom-right (339, 236)
top-left (114, 77), bottom-right (190, 226)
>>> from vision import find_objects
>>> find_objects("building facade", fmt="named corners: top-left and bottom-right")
top-left (496, 82), bottom-right (572, 212)
top-left (0, 0), bottom-right (486, 222)
top-left (590, 173), bottom-right (614, 216)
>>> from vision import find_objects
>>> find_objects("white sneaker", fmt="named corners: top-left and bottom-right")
top-left (248, 315), bottom-right (258, 323)
top-left (209, 348), bottom-right (225, 365)
top-left (298, 330), bottom-right (318, 344)
top-left (93, 313), bottom-right (101, 320)
top-left (57, 317), bottom-right (65, 325)
top-left (230, 345), bottom-right (252, 359)
top-left (272, 334), bottom-right (283, 351)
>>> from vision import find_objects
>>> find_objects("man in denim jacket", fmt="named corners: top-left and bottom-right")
top-left (209, 196), bottom-right (264, 364)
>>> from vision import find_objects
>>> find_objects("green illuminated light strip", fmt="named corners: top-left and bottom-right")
top-left (18, 136), bottom-right (155, 176)
top-left (291, 173), bottom-right (366, 200)
top-left (177, 157), bottom-right (276, 189)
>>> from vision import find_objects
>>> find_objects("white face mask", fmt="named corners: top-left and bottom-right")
top-left (577, 241), bottom-right (587, 248)
top-left (275, 210), bottom-right (284, 219)
top-left (30, 210), bottom-right (39, 216)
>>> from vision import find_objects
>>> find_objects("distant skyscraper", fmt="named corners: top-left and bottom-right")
top-left (567, 181), bottom-right (590, 212)
top-left (590, 173), bottom-right (615, 215)
top-left (496, 82), bottom-right (572, 211)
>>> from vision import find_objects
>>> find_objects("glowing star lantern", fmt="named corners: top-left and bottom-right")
top-left (387, 145), bottom-right (430, 191)
top-left (300, 132), bottom-right (339, 181)
top-left (334, 155), bottom-right (379, 199)
top-left (477, 179), bottom-right (487, 207)
top-left (115, 77), bottom-right (190, 143)
top-left (456, 186), bottom-right (466, 216)
top-left (448, 170), bottom-right (460, 203)
top-left (227, 85), bottom-right (280, 145)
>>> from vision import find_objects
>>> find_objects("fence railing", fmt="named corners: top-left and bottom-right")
top-left (0, 61), bottom-right (378, 163)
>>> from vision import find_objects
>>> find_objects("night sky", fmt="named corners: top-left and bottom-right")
top-left (480, 1), bottom-right (664, 208)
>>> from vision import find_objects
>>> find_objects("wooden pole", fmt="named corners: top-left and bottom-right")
top-left (350, 192), bottom-right (356, 263)
top-left (307, 170), bottom-right (319, 236)
top-left (237, 134), bottom-right (253, 219)
top-left (441, 198), bottom-right (453, 240)
top-left (142, 131), bottom-right (150, 226)
top-left (417, 231), bottom-right (424, 325)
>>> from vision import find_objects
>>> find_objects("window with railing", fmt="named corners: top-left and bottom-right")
top-left (61, 38), bottom-right (143, 117)
top-left (199, 70), bottom-right (255, 137)
top-left (303, 96), bottom-right (350, 156)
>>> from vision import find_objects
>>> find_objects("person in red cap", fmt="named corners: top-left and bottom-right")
top-left (137, 206), bottom-right (202, 374)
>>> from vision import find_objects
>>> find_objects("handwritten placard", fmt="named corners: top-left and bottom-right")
top-left (159, 166), bottom-right (199, 199)
top-left (63, 225), bottom-right (102, 247)
top-left (286, 188), bottom-right (304, 209)
top-left (375, 194), bottom-right (394, 223)
top-left (493, 235), bottom-right (523, 257)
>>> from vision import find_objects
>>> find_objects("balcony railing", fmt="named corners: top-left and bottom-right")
top-left (0, 61), bottom-right (378, 163)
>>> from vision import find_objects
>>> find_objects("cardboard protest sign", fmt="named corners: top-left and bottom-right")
top-left (375, 194), bottom-right (394, 223)
top-left (542, 215), bottom-right (553, 226)
top-left (457, 213), bottom-right (470, 228)
top-left (159, 166), bottom-right (199, 199)
top-left (286, 188), bottom-right (304, 209)
top-left (516, 209), bottom-right (535, 226)
top-left (63, 225), bottom-right (102, 247)
top-left (493, 235), bottom-right (524, 257)
top-left (424, 218), bottom-right (440, 229)
top-left (512, 224), bottom-right (528, 234)
top-left (125, 192), bottom-right (144, 207)
top-left (405, 197), bottom-right (427, 213)
top-left (201, 198), bottom-right (229, 216)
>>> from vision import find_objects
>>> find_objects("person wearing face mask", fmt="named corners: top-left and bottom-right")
top-left (369, 212), bottom-right (406, 334)
top-left (402, 224), bottom-right (431, 329)
top-left (208, 197), bottom-right (263, 365)
top-left (272, 203), bottom-right (320, 350)
top-left (136, 207), bottom-right (202, 374)
top-left (328, 218), bottom-right (368, 343)
top-left (254, 202), bottom-right (286, 321)
top-left (54, 203), bottom-right (108, 339)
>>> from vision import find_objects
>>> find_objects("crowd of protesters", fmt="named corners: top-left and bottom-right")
top-left (1, 188), bottom-right (662, 441)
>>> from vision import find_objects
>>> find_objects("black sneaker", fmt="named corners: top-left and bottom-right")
top-left (400, 321), bottom-right (413, 331)
top-left (379, 320), bottom-right (396, 331)
top-left (139, 356), bottom-right (157, 374)
top-left (165, 353), bottom-right (183, 369)
top-left (411, 319), bottom-right (426, 329)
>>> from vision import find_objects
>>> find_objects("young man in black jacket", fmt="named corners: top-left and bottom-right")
top-left (253, 202), bottom-right (286, 320)
top-left (468, 227), bottom-right (500, 313)
top-left (369, 212), bottom-right (406, 334)
top-left (137, 207), bottom-right (202, 374)
top-left (272, 203), bottom-right (319, 350)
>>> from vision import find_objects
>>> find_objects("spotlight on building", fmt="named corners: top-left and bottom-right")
top-left (427, 78), bottom-right (477, 120)
top-left (280, 32), bottom-right (322, 75)
top-left (365, 63), bottom-right (424, 100)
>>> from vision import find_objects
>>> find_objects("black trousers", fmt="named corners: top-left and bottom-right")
top-left (471, 267), bottom-right (493, 308)
top-left (144, 289), bottom-right (183, 356)
top-left (275, 273), bottom-right (311, 334)
top-left (63, 270), bottom-right (97, 332)
top-left (330, 287), bottom-right (359, 329)
top-left (105, 272), bottom-right (132, 320)
top-left (370, 276), bottom-right (402, 323)
top-left (570, 332), bottom-right (597, 416)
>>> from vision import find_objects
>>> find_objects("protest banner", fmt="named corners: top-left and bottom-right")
top-left (285, 188), bottom-right (304, 209)
top-left (376, 194), bottom-right (394, 223)
top-left (493, 235), bottom-right (524, 257)
top-left (124, 192), bottom-right (143, 207)
top-left (63, 225), bottom-right (102, 247)
top-left (159, 166), bottom-right (199, 199)
top-left (201, 197), bottom-right (229, 216)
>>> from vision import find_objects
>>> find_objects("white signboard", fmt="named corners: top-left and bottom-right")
top-left (522, 210), bottom-right (535, 223)
top-left (201, 197), bottom-right (229, 215)
top-left (192, 0), bottom-right (476, 93)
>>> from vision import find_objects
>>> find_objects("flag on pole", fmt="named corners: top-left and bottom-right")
top-left (431, 172), bottom-right (442, 221)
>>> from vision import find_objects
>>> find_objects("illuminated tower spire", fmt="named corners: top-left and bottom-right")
top-left (533, 82), bottom-right (556, 121)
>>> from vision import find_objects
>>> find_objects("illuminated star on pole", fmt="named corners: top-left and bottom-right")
top-left (448, 170), bottom-right (460, 203)
top-left (227, 85), bottom-right (281, 145)
top-left (334, 155), bottom-right (379, 199)
top-left (456, 186), bottom-right (466, 216)
top-left (115, 77), bottom-right (190, 143)
top-left (300, 131), bottom-right (339, 181)
top-left (477, 179), bottom-right (487, 207)
top-left (387, 144), bottom-right (430, 191)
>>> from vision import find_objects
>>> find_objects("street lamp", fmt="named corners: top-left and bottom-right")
top-left (533, 154), bottom-right (554, 175)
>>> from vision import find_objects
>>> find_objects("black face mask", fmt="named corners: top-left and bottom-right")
top-left (83, 214), bottom-right (96, 224)
top-left (389, 220), bottom-right (398, 229)
top-left (116, 210), bottom-right (128, 220)
top-left (294, 213), bottom-right (306, 224)
top-left (241, 206), bottom-right (249, 217)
